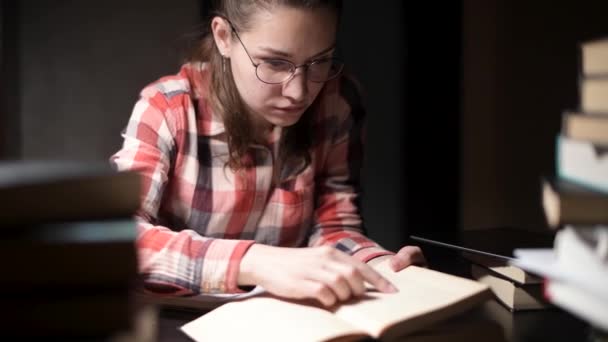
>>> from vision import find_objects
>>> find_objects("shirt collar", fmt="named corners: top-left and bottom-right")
top-left (183, 62), bottom-right (226, 137)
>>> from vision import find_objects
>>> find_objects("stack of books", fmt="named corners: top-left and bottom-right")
top-left (544, 37), bottom-right (608, 227)
top-left (0, 161), bottom-right (142, 338)
top-left (468, 256), bottom-right (547, 311)
top-left (411, 228), bottom-right (554, 312)
top-left (514, 37), bottom-right (608, 333)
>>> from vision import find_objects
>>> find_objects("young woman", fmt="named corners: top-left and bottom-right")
top-left (111, 0), bottom-right (425, 307)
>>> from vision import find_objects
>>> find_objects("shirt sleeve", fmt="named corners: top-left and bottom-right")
top-left (110, 91), bottom-right (253, 295)
top-left (308, 81), bottom-right (394, 263)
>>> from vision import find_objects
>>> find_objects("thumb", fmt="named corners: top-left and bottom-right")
top-left (389, 256), bottom-right (401, 272)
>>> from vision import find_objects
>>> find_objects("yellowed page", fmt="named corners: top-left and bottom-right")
top-left (180, 296), bottom-right (368, 342)
top-left (333, 260), bottom-right (490, 339)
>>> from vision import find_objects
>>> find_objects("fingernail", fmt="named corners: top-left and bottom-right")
top-left (385, 282), bottom-right (399, 293)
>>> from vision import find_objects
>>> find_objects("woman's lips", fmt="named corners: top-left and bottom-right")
top-left (273, 105), bottom-right (306, 114)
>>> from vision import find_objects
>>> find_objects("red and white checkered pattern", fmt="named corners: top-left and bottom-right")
top-left (110, 63), bottom-right (391, 295)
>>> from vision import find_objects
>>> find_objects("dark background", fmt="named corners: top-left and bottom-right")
top-left (1, 0), bottom-right (607, 251)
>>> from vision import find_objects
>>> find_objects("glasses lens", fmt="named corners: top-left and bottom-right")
top-left (257, 60), bottom-right (294, 84)
top-left (309, 58), bottom-right (344, 82)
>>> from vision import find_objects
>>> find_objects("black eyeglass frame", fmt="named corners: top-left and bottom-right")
top-left (223, 19), bottom-right (344, 84)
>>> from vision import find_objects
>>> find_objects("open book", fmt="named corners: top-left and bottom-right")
top-left (180, 260), bottom-right (491, 341)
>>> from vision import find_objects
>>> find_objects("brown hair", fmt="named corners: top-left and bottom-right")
top-left (187, 0), bottom-right (342, 171)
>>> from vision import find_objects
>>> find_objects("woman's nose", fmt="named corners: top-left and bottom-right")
top-left (282, 68), bottom-right (308, 102)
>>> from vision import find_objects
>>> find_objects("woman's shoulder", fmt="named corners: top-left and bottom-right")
top-left (315, 73), bottom-right (366, 124)
top-left (139, 62), bottom-right (210, 107)
top-left (130, 63), bottom-right (217, 136)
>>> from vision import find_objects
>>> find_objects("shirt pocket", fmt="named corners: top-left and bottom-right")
top-left (262, 184), bottom-right (314, 247)
top-left (268, 186), bottom-right (311, 207)
top-left (268, 164), bottom-right (315, 210)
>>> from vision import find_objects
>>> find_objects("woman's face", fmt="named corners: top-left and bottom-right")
top-left (213, 6), bottom-right (338, 128)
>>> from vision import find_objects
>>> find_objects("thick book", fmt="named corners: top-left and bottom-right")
top-left (462, 253), bottom-right (543, 285)
top-left (557, 135), bottom-right (608, 194)
top-left (180, 260), bottom-right (492, 341)
top-left (542, 178), bottom-right (608, 228)
top-left (471, 264), bottom-right (548, 311)
top-left (411, 227), bottom-right (554, 284)
top-left (580, 78), bottom-right (608, 114)
top-left (1, 219), bottom-right (138, 290)
top-left (0, 161), bottom-right (140, 225)
top-left (580, 37), bottom-right (608, 77)
top-left (562, 111), bottom-right (608, 145)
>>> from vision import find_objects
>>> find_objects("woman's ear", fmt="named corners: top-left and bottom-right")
top-left (211, 17), bottom-right (232, 57)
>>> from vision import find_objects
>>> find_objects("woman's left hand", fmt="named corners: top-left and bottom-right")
top-left (369, 246), bottom-right (427, 272)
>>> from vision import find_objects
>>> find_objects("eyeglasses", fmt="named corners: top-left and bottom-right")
top-left (228, 22), bottom-right (344, 84)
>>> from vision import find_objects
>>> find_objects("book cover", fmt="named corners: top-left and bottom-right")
top-left (462, 252), bottom-right (543, 285)
top-left (562, 111), bottom-right (608, 145)
top-left (0, 161), bottom-right (140, 225)
top-left (580, 78), bottom-right (608, 114)
top-left (580, 37), bottom-right (608, 77)
top-left (471, 264), bottom-right (548, 311)
top-left (556, 135), bottom-right (608, 194)
top-left (542, 178), bottom-right (608, 228)
top-left (1, 219), bottom-right (138, 290)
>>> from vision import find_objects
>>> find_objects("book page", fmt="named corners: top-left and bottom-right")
top-left (180, 296), bottom-right (368, 342)
top-left (333, 261), bottom-right (490, 339)
top-left (514, 246), bottom-right (608, 301)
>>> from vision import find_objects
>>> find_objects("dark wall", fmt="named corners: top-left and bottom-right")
top-left (402, 3), bottom-right (462, 242)
top-left (339, 1), bottom-right (409, 251)
top-left (337, 2), bottom-right (465, 247)
top-left (340, 3), bottom-right (463, 249)
top-left (462, 0), bottom-right (608, 230)
top-left (5, 0), bottom-right (200, 161)
top-left (1, 0), bottom-right (21, 159)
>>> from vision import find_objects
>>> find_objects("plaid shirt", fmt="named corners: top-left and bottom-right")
top-left (111, 63), bottom-right (391, 295)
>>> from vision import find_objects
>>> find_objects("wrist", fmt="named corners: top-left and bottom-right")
top-left (366, 254), bottom-right (393, 267)
top-left (238, 244), bottom-right (258, 285)
top-left (238, 244), bottom-right (275, 286)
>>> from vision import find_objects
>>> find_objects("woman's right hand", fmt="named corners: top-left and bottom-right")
top-left (238, 244), bottom-right (398, 307)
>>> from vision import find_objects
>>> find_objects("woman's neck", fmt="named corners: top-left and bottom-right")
top-left (249, 112), bottom-right (276, 143)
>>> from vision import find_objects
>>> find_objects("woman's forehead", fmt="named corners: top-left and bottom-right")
top-left (239, 6), bottom-right (337, 58)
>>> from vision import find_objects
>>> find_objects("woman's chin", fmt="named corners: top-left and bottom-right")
top-left (265, 111), bottom-right (305, 127)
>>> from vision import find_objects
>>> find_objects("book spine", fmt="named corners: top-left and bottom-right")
top-left (556, 136), bottom-right (608, 194)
